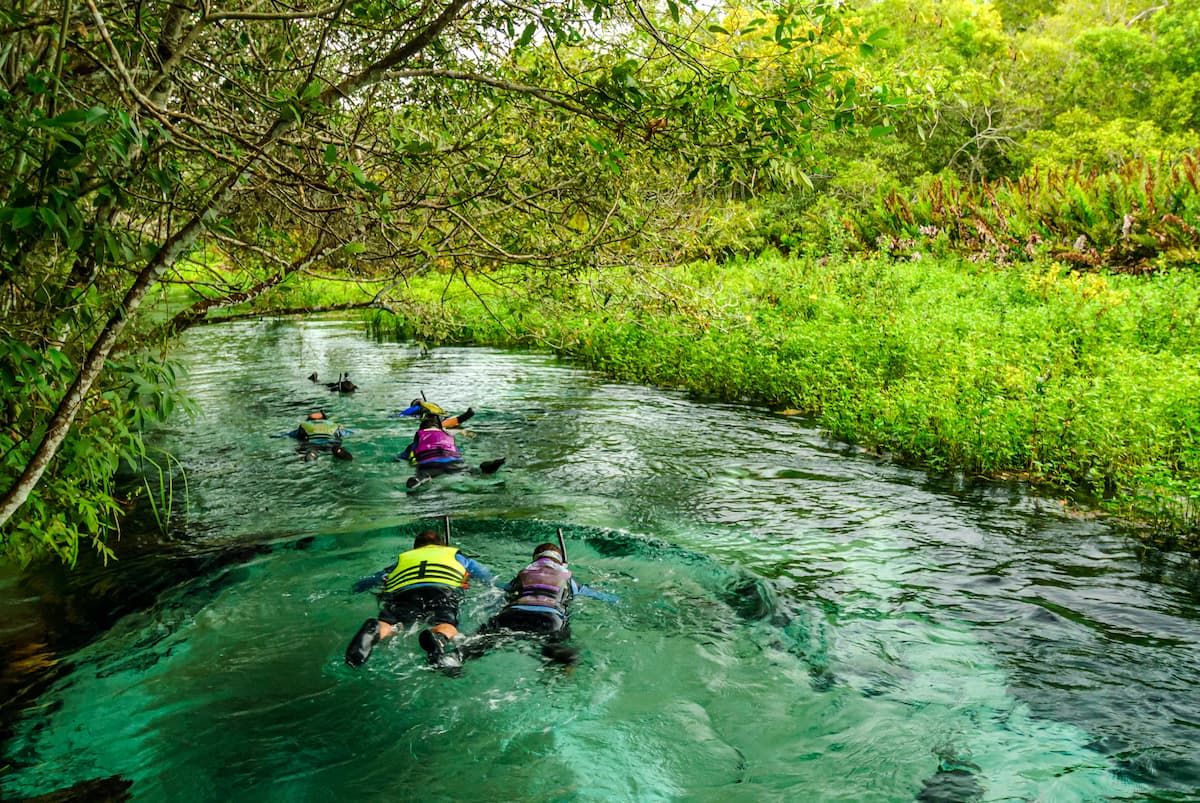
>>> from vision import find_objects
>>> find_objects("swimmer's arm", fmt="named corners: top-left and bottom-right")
top-left (457, 554), bottom-right (496, 584)
top-left (442, 407), bottom-right (474, 428)
top-left (572, 580), bottom-right (618, 603)
top-left (352, 566), bottom-right (392, 593)
top-left (387, 404), bottom-right (423, 419)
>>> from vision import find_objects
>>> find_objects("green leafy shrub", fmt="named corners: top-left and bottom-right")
top-left (370, 253), bottom-right (1200, 547)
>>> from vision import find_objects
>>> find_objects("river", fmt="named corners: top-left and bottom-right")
top-left (1, 318), bottom-right (1197, 802)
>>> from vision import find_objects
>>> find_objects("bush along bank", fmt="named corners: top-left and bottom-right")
top-left (365, 254), bottom-right (1200, 550)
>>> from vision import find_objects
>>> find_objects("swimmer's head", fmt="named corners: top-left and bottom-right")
top-left (532, 543), bottom-right (564, 563)
top-left (414, 529), bottom-right (447, 548)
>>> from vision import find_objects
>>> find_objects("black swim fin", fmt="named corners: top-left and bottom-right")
top-left (541, 643), bottom-right (580, 665)
top-left (418, 629), bottom-right (463, 675)
top-left (345, 618), bottom-right (381, 667)
top-left (479, 458), bottom-right (506, 475)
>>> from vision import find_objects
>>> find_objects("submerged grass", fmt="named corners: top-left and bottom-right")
top-left (362, 255), bottom-right (1200, 550)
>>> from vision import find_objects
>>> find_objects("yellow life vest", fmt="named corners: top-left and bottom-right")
top-left (383, 545), bottom-right (466, 592)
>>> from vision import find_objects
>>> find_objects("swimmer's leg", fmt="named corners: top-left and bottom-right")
top-left (540, 641), bottom-right (580, 665)
top-left (418, 622), bottom-right (464, 675)
top-left (345, 618), bottom-right (397, 667)
top-left (345, 618), bottom-right (380, 667)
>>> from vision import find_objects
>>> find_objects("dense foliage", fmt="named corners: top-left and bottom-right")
top-left (366, 255), bottom-right (1200, 548)
top-left (2, 0), bottom-right (1197, 563)
top-left (0, 0), bottom-right (870, 564)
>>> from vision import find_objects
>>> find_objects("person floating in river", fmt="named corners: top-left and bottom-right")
top-left (278, 411), bottom-right (354, 461)
top-left (396, 412), bottom-right (504, 488)
top-left (389, 398), bottom-right (474, 429)
top-left (459, 542), bottom-right (617, 668)
top-left (345, 528), bottom-right (495, 669)
top-left (308, 372), bottom-right (358, 393)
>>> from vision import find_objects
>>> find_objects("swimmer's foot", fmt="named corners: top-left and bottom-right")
top-left (541, 643), bottom-right (580, 666)
top-left (419, 629), bottom-right (464, 676)
top-left (479, 458), bottom-right (506, 475)
top-left (345, 618), bottom-right (381, 667)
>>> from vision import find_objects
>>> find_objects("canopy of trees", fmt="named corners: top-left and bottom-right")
top-left (2, 0), bottom-right (1196, 565)
top-left (0, 0), bottom-right (870, 564)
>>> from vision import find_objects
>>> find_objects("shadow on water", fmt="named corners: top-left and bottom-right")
top-left (0, 536), bottom-right (288, 751)
top-left (17, 776), bottom-right (133, 803)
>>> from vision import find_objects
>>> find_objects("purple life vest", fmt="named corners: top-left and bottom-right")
top-left (414, 428), bottom-right (461, 462)
top-left (512, 558), bottom-right (573, 612)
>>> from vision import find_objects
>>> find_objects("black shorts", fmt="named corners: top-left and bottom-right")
top-left (484, 608), bottom-right (568, 638)
top-left (379, 584), bottom-right (464, 627)
top-left (415, 461), bottom-right (467, 479)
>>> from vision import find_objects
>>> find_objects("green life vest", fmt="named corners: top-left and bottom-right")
top-left (300, 419), bottom-right (339, 439)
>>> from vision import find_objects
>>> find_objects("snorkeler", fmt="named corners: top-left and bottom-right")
top-left (278, 411), bottom-right (354, 460)
top-left (395, 412), bottom-right (504, 487)
top-left (345, 528), bottom-right (495, 669)
top-left (309, 372), bottom-right (358, 393)
top-left (390, 398), bottom-right (474, 429)
top-left (459, 540), bottom-right (616, 668)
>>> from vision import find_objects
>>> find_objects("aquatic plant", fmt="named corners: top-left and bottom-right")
top-left (137, 450), bottom-right (189, 537)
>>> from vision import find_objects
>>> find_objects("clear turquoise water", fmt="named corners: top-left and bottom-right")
top-left (1, 318), bottom-right (1197, 801)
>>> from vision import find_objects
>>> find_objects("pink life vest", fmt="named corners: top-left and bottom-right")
top-left (414, 427), bottom-right (461, 462)
top-left (512, 557), bottom-right (573, 613)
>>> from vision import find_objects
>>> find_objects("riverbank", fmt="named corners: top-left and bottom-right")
top-left (349, 253), bottom-right (1200, 549)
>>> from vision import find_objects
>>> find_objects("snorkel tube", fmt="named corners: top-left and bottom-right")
top-left (556, 527), bottom-right (567, 565)
top-left (443, 514), bottom-right (452, 546)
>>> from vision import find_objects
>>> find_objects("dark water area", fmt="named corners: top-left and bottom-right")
top-left (2, 318), bottom-right (1198, 802)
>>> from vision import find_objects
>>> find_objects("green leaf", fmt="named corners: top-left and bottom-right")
top-left (11, 206), bottom-right (35, 230)
top-left (517, 21), bottom-right (537, 48)
top-left (43, 107), bottom-right (108, 128)
top-left (38, 207), bottom-right (66, 237)
top-left (667, 0), bottom-right (680, 23)
top-left (867, 27), bottom-right (890, 45)
top-left (324, 144), bottom-right (338, 163)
